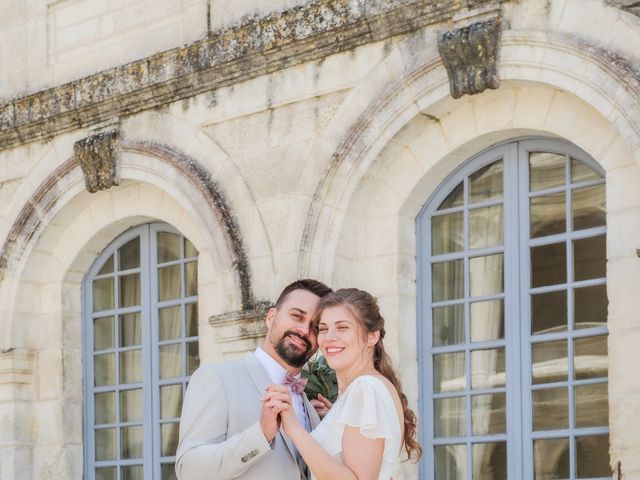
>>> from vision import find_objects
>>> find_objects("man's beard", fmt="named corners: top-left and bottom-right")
top-left (273, 331), bottom-right (313, 368)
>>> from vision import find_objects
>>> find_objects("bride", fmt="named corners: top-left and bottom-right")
top-left (263, 288), bottom-right (422, 480)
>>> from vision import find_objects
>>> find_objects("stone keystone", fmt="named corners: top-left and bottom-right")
top-left (74, 129), bottom-right (120, 193)
top-left (438, 17), bottom-right (501, 99)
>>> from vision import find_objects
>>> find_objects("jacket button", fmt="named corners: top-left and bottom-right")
top-left (241, 449), bottom-right (259, 463)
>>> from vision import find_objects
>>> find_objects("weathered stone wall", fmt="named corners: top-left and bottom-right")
top-left (1, 0), bottom-right (640, 478)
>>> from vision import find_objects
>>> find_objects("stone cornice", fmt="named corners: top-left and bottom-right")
top-left (0, 348), bottom-right (35, 385)
top-left (0, 0), bottom-right (500, 150)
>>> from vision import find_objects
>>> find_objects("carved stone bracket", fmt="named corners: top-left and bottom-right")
top-left (73, 129), bottom-right (120, 193)
top-left (438, 17), bottom-right (501, 99)
top-left (209, 301), bottom-right (271, 355)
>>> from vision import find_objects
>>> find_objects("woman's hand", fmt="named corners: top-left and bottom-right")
top-left (310, 393), bottom-right (332, 418)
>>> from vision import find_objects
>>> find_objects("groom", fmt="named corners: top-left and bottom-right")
top-left (175, 279), bottom-right (332, 480)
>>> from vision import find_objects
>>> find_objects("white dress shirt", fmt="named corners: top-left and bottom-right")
top-left (254, 347), bottom-right (309, 431)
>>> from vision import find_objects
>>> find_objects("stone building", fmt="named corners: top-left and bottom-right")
top-left (1, 0), bottom-right (639, 478)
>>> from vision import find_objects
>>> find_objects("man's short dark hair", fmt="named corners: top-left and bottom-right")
top-left (274, 279), bottom-right (332, 308)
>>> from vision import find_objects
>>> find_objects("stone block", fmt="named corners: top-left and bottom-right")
top-left (35, 348), bottom-right (63, 400)
top-left (606, 164), bottom-right (640, 211)
top-left (32, 400), bottom-right (64, 445)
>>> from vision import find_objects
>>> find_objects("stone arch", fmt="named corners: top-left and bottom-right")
top-left (299, 29), bottom-right (640, 281)
top-left (0, 133), bottom-right (263, 351)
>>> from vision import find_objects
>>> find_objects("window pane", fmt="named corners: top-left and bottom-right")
top-left (93, 278), bottom-right (114, 312)
top-left (571, 158), bottom-right (601, 183)
top-left (119, 237), bottom-right (140, 271)
top-left (531, 290), bottom-right (567, 335)
top-left (575, 383), bottom-right (608, 428)
top-left (186, 303), bottom-right (198, 338)
top-left (572, 184), bottom-right (605, 231)
top-left (120, 388), bottom-right (142, 423)
top-left (470, 254), bottom-right (503, 297)
top-left (470, 300), bottom-right (504, 342)
top-left (121, 466), bottom-right (143, 480)
top-left (160, 344), bottom-right (183, 379)
top-left (162, 463), bottom-right (178, 480)
top-left (469, 205), bottom-right (503, 249)
top-left (120, 312), bottom-right (141, 347)
top-left (469, 160), bottom-right (503, 203)
top-left (533, 437), bottom-right (569, 479)
top-left (530, 152), bottom-right (565, 192)
top-left (432, 260), bottom-right (464, 302)
top-left (432, 212), bottom-right (464, 255)
top-left (158, 232), bottom-right (181, 263)
top-left (95, 427), bottom-right (116, 461)
top-left (184, 238), bottom-right (197, 258)
top-left (433, 304), bottom-right (465, 347)
top-left (120, 349), bottom-right (142, 384)
top-left (161, 384), bottom-right (183, 419)
top-left (187, 341), bottom-right (200, 376)
top-left (96, 467), bottom-right (116, 480)
top-left (434, 352), bottom-right (466, 393)
top-left (439, 182), bottom-right (464, 209)
top-left (533, 387), bottom-right (568, 430)
top-left (159, 265), bottom-right (181, 301)
top-left (434, 397), bottom-right (466, 437)
top-left (185, 261), bottom-right (197, 297)
top-left (121, 425), bottom-right (143, 459)
top-left (98, 254), bottom-right (114, 275)
top-left (576, 435), bottom-right (610, 477)
top-left (531, 242), bottom-right (566, 287)
top-left (95, 392), bottom-right (116, 425)
top-left (472, 393), bottom-right (506, 435)
top-left (159, 306), bottom-right (182, 341)
top-left (161, 422), bottom-right (180, 457)
top-left (532, 340), bottom-right (568, 385)
top-left (471, 348), bottom-right (505, 389)
top-left (94, 353), bottom-right (115, 386)
top-left (575, 284), bottom-right (607, 330)
top-left (574, 335), bottom-right (608, 380)
top-left (472, 442), bottom-right (507, 480)
top-left (530, 192), bottom-right (566, 238)
top-left (573, 235), bottom-right (606, 281)
top-left (94, 316), bottom-right (115, 351)
top-left (119, 273), bottom-right (140, 308)
top-left (435, 444), bottom-right (467, 480)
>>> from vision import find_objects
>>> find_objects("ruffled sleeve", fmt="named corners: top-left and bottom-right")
top-left (337, 375), bottom-right (399, 442)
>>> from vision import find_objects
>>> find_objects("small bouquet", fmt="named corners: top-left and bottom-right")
top-left (302, 355), bottom-right (338, 403)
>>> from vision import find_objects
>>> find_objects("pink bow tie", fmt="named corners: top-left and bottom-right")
top-left (283, 373), bottom-right (308, 395)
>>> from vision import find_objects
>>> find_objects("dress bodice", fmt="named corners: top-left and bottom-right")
top-left (309, 375), bottom-right (402, 480)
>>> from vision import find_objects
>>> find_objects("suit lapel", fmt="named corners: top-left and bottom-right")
top-left (241, 353), bottom-right (299, 465)
top-left (302, 393), bottom-right (321, 430)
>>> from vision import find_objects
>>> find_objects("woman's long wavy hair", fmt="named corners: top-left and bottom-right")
top-left (315, 288), bottom-right (422, 461)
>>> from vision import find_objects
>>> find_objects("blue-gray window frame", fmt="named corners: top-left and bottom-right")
top-left (82, 222), bottom-right (198, 480)
top-left (417, 138), bottom-right (609, 480)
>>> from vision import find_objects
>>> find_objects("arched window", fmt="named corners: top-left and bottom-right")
top-left (83, 223), bottom-right (199, 480)
top-left (418, 139), bottom-right (609, 479)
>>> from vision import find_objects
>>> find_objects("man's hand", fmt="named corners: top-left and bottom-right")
top-left (310, 393), bottom-right (332, 419)
top-left (260, 386), bottom-right (291, 443)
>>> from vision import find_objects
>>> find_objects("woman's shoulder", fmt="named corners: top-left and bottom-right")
top-left (346, 374), bottom-right (398, 406)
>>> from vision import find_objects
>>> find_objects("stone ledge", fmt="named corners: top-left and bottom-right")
top-left (0, 349), bottom-right (35, 385)
top-left (209, 301), bottom-right (271, 343)
top-left (0, 0), bottom-right (501, 150)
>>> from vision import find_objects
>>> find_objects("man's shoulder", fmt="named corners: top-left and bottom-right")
top-left (195, 354), bottom-right (252, 379)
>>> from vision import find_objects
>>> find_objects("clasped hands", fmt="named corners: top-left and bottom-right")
top-left (260, 385), bottom-right (298, 442)
top-left (260, 385), bottom-right (333, 442)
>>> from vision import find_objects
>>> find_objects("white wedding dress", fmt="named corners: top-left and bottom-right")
top-left (309, 374), bottom-right (402, 480)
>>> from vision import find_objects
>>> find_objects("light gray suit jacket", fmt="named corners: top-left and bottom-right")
top-left (175, 353), bottom-right (321, 480)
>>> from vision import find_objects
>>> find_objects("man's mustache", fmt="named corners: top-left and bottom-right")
top-left (284, 331), bottom-right (312, 350)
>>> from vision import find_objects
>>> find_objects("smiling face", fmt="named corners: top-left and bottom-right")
top-left (264, 288), bottom-right (321, 369)
top-left (317, 305), bottom-right (378, 374)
